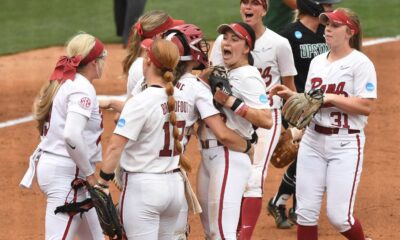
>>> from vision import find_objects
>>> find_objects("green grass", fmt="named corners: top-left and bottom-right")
top-left (0, 0), bottom-right (399, 55)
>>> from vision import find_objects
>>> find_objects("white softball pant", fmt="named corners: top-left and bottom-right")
top-left (36, 152), bottom-right (103, 240)
top-left (244, 109), bottom-right (281, 197)
top-left (119, 171), bottom-right (185, 240)
top-left (296, 126), bottom-right (365, 232)
top-left (197, 145), bottom-right (252, 240)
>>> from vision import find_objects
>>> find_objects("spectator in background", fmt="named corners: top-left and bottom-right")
top-left (263, 0), bottom-right (296, 32)
top-left (114, 0), bottom-right (147, 47)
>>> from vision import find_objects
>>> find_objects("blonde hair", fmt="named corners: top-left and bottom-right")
top-left (152, 39), bottom-right (191, 172)
top-left (122, 10), bottom-right (170, 74)
top-left (33, 33), bottom-right (97, 134)
top-left (338, 8), bottom-right (363, 51)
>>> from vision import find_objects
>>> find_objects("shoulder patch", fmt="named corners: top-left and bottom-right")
top-left (295, 31), bottom-right (302, 39)
top-left (366, 82), bottom-right (375, 92)
top-left (79, 97), bottom-right (91, 110)
top-left (117, 118), bottom-right (126, 128)
top-left (259, 94), bottom-right (268, 104)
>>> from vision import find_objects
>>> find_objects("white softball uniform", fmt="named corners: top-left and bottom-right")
top-left (210, 29), bottom-right (297, 198)
top-left (197, 65), bottom-right (268, 239)
top-left (24, 73), bottom-right (104, 239)
top-left (296, 50), bottom-right (377, 232)
top-left (115, 86), bottom-right (190, 239)
top-left (126, 57), bottom-right (144, 95)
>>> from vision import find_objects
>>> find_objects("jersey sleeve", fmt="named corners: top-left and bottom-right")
top-left (276, 38), bottom-right (297, 77)
top-left (114, 96), bottom-right (147, 141)
top-left (353, 59), bottom-right (377, 99)
top-left (195, 82), bottom-right (220, 119)
top-left (67, 87), bottom-right (95, 119)
top-left (127, 58), bottom-right (144, 95)
top-left (209, 35), bottom-right (224, 67)
top-left (239, 76), bottom-right (268, 109)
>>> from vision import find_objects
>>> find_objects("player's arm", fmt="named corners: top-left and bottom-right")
top-left (220, 96), bottom-right (273, 129)
top-left (324, 95), bottom-right (375, 116)
top-left (63, 112), bottom-right (97, 185)
top-left (282, 75), bottom-right (297, 92)
top-left (282, 0), bottom-right (297, 9)
top-left (99, 134), bottom-right (129, 184)
top-left (203, 114), bottom-right (251, 152)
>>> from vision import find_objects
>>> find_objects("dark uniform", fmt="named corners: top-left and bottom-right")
top-left (280, 21), bottom-right (328, 93)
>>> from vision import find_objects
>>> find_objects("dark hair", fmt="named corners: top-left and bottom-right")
top-left (235, 22), bottom-right (256, 51)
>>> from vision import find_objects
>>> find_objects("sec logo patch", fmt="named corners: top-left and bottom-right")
top-left (117, 118), bottom-right (126, 128)
top-left (259, 94), bottom-right (268, 104)
top-left (366, 82), bottom-right (375, 91)
top-left (79, 97), bottom-right (91, 109)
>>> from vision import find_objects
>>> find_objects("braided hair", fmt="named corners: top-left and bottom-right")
top-left (150, 39), bottom-right (191, 172)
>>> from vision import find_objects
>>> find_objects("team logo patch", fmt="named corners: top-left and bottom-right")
top-left (295, 31), bottom-right (302, 39)
top-left (259, 94), bottom-right (268, 104)
top-left (79, 97), bottom-right (91, 109)
top-left (117, 118), bottom-right (126, 128)
top-left (366, 82), bottom-right (375, 91)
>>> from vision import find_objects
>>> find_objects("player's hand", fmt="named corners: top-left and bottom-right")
top-left (198, 66), bottom-right (213, 81)
top-left (269, 84), bottom-right (295, 100)
top-left (86, 174), bottom-right (98, 187)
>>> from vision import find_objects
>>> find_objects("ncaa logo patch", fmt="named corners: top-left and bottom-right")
top-left (366, 82), bottom-right (375, 91)
top-left (295, 31), bottom-right (302, 39)
top-left (259, 94), bottom-right (268, 104)
top-left (117, 118), bottom-right (126, 128)
top-left (79, 97), bottom-right (91, 109)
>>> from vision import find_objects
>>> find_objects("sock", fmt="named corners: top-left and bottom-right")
top-left (298, 225), bottom-right (318, 240)
top-left (237, 197), bottom-right (262, 240)
top-left (273, 160), bottom-right (296, 206)
top-left (341, 218), bottom-right (365, 240)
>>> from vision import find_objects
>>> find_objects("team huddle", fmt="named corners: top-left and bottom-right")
top-left (19, 0), bottom-right (377, 239)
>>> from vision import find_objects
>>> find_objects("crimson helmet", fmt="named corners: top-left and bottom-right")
top-left (163, 24), bottom-right (209, 70)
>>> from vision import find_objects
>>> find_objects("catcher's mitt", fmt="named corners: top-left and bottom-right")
top-left (270, 128), bottom-right (301, 168)
top-left (282, 89), bottom-right (324, 129)
top-left (87, 186), bottom-right (125, 240)
top-left (209, 66), bottom-right (232, 109)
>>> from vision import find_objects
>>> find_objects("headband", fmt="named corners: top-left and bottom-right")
top-left (134, 17), bottom-right (185, 39)
top-left (49, 38), bottom-right (105, 82)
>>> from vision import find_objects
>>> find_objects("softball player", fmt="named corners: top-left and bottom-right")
top-left (209, 0), bottom-right (297, 238)
top-left (270, 8), bottom-right (377, 240)
top-left (98, 39), bottom-right (187, 239)
top-left (199, 22), bottom-right (272, 239)
top-left (20, 33), bottom-right (107, 239)
top-left (123, 10), bottom-right (184, 96)
top-left (267, 0), bottom-right (339, 229)
top-left (163, 24), bottom-right (257, 239)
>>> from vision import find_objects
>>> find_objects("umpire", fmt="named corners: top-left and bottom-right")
top-left (267, 0), bottom-right (341, 229)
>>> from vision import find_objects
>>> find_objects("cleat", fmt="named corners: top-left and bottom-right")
top-left (267, 198), bottom-right (293, 229)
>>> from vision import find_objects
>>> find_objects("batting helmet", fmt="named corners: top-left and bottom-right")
top-left (163, 24), bottom-right (209, 70)
top-left (297, 0), bottom-right (342, 17)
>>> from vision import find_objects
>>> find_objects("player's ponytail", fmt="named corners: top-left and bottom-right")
top-left (33, 81), bottom-right (61, 134)
top-left (340, 8), bottom-right (363, 51)
top-left (151, 39), bottom-right (191, 172)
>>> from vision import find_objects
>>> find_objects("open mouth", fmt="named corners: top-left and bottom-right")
top-left (223, 48), bottom-right (232, 58)
top-left (245, 13), bottom-right (254, 19)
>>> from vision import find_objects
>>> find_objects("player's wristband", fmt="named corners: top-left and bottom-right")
top-left (231, 98), bottom-right (249, 117)
top-left (99, 170), bottom-right (115, 182)
top-left (244, 140), bottom-right (252, 153)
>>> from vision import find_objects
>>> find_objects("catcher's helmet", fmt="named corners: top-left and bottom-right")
top-left (163, 24), bottom-right (209, 70)
top-left (297, 0), bottom-right (341, 17)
